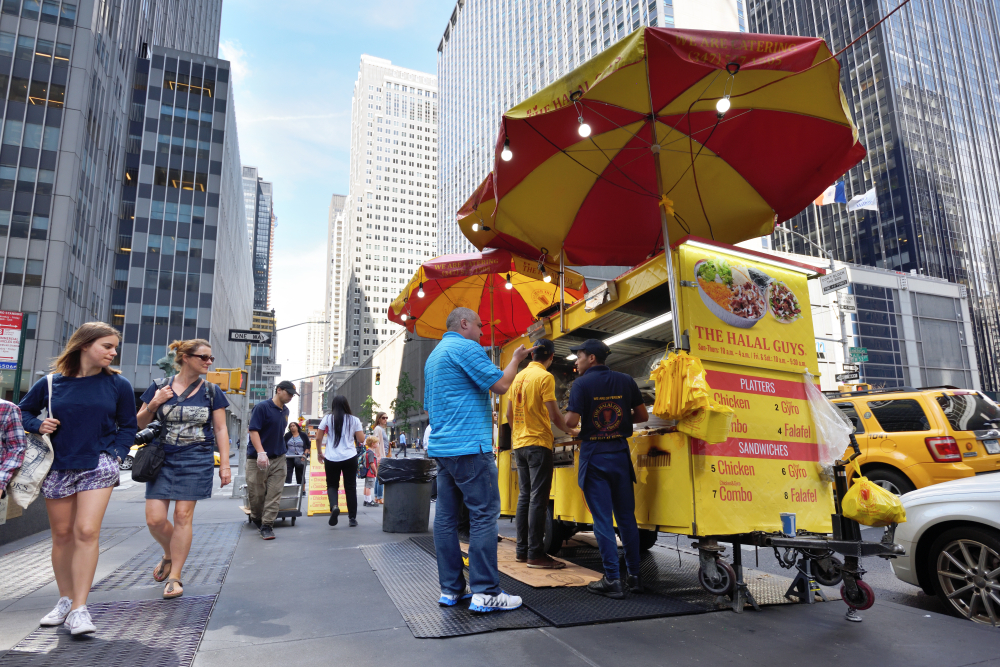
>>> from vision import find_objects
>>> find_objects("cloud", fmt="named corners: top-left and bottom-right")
top-left (219, 40), bottom-right (250, 83)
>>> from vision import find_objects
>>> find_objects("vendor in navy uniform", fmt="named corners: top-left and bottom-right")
top-left (564, 339), bottom-right (648, 599)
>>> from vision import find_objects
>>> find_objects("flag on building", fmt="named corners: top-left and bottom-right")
top-left (847, 188), bottom-right (879, 211)
top-left (814, 181), bottom-right (847, 205)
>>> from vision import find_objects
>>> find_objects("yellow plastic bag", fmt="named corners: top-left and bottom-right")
top-left (841, 460), bottom-right (907, 527)
top-left (650, 350), bottom-right (710, 421)
top-left (677, 404), bottom-right (735, 444)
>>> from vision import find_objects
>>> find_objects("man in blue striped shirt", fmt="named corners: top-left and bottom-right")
top-left (425, 307), bottom-right (534, 613)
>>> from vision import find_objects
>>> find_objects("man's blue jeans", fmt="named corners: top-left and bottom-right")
top-left (581, 449), bottom-right (641, 580)
top-left (433, 452), bottom-right (501, 596)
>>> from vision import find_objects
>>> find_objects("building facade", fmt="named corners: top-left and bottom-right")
top-left (435, 0), bottom-right (743, 255)
top-left (241, 166), bottom-right (274, 310)
top-left (0, 0), bottom-right (228, 401)
top-left (749, 0), bottom-right (1000, 390)
top-left (333, 55), bottom-right (438, 367)
top-left (113, 45), bottom-right (252, 417)
top-left (324, 193), bottom-right (345, 365)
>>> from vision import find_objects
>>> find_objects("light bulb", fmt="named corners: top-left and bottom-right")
top-left (505, 273), bottom-right (513, 290)
top-left (500, 138), bottom-right (512, 161)
top-left (417, 283), bottom-right (425, 298)
top-left (401, 313), bottom-right (408, 322)
top-left (472, 222), bottom-right (479, 232)
top-left (543, 272), bottom-right (552, 283)
top-left (578, 119), bottom-right (591, 137)
top-left (716, 97), bottom-right (731, 115)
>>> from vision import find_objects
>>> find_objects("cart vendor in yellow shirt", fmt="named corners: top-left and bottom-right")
top-left (506, 339), bottom-right (577, 569)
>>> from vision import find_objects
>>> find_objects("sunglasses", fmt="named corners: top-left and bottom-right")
top-left (190, 354), bottom-right (215, 362)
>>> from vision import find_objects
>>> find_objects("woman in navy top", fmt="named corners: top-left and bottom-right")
top-left (137, 338), bottom-right (230, 600)
top-left (19, 322), bottom-right (137, 635)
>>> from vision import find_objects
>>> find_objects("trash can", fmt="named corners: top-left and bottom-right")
top-left (379, 458), bottom-right (435, 533)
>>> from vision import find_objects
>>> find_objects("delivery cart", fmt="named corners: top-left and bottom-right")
top-left (240, 457), bottom-right (305, 526)
top-left (497, 237), bottom-right (903, 615)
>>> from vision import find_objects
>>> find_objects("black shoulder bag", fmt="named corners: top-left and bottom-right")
top-left (132, 377), bottom-right (202, 483)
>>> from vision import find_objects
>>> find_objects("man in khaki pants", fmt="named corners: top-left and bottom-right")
top-left (247, 381), bottom-right (295, 540)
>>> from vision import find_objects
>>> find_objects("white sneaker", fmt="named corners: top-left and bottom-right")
top-left (64, 605), bottom-right (96, 635)
top-left (438, 585), bottom-right (473, 607)
top-left (39, 597), bottom-right (73, 626)
top-left (469, 591), bottom-right (522, 613)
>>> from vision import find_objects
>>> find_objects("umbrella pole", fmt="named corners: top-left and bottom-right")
top-left (652, 151), bottom-right (685, 351)
top-left (559, 248), bottom-right (566, 333)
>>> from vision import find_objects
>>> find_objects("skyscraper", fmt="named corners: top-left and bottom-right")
top-left (748, 0), bottom-right (1000, 389)
top-left (0, 0), bottom-right (229, 401)
top-left (242, 167), bottom-right (275, 310)
top-left (436, 0), bottom-right (743, 255)
top-left (324, 193), bottom-right (346, 365)
top-left (333, 55), bottom-right (438, 367)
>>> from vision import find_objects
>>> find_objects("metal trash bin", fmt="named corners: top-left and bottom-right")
top-left (379, 458), bottom-right (435, 533)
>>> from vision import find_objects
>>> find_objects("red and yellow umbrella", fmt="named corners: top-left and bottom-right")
top-left (459, 27), bottom-right (866, 268)
top-left (388, 249), bottom-right (587, 346)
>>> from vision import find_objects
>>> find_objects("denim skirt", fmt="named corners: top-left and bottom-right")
top-left (145, 443), bottom-right (214, 501)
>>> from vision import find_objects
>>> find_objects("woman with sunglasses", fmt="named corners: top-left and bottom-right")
top-left (137, 339), bottom-right (231, 599)
top-left (372, 412), bottom-right (388, 504)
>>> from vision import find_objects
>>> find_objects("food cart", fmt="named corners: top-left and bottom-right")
top-left (497, 236), bottom-right (902, 612)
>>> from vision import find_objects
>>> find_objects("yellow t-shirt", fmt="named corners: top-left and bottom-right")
top-left (509, 361), bottom-right (556, 450)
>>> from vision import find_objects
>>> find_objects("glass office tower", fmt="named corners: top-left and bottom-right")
top-left (748, 0), bottom-right (1000, 389)
top-left (436, 0), bottom-right (742, 255)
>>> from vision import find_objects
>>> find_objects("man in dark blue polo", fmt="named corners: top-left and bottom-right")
top-left (565, 340), bottom-right (648, 599)
top-left (247, 380), bottom-right (295, 540)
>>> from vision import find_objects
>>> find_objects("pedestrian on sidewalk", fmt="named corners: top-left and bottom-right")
top-left (507, 338), bottom-right (577, 569)
top-left (424, 306), bottom-right (534, 613)
top-left (316, 396), bottom-right (364, 527)
top-left (19, 322), bottom-right (137, 635)
top-left (372, 412), bottom-right (388, 504)
top-left (283, 422), bottom-right (310, 485)
top-left (362, 435), bottom-right (378, 506)
top-left (247, 381), bottom-right (295, 540)
top-left (397, 432), bottom-right (407, 458)
top-left (564, 339), bottom-right (648, 599)
top-left (0, 397), bottom-right (27, 498)
top-left (137, 338), bottom-right (231, 600)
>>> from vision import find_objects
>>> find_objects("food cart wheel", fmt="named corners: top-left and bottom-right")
top-left (812, 556), bottom-right (844, 587)
top-left (638, 529), bottom-right (658, 551)
top-left (698, 558), bottom-right (736, 596)
top-left (841, 580), bottom-right (875, 610)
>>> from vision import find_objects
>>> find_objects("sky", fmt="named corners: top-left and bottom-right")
top-left (218, 0), bottom-right (455, 414)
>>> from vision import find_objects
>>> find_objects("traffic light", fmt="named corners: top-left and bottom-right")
top-left (375, 371), bottom-right (381, 385)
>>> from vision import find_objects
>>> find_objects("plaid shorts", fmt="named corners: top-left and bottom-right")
top-left (42, 453), bottom-right (120, 500)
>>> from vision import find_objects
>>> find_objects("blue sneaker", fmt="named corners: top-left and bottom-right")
top-left (437, 585), bottom-right (473, 607)
top-left (469, 591), bottom-right (522, 613)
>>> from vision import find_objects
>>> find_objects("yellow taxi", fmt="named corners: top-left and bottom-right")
top-left (829, 385), bottom-right (1000, 494)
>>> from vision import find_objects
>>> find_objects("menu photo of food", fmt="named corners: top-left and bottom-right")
top-left (694, 257), bottom-right (802, 328)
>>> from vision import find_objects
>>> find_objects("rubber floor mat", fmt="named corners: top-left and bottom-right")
top-left (361, 540), bottom-right (547, 638)
top-left (0, 527), bottom-right (141, 602)
top-left (0, 595), bottom-right (214, 666)
top-left (91, 522), bottom-right (241, 591)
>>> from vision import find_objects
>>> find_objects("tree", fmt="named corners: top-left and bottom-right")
top-left (359, 395), bottom-right (380, 432)
top-left (389, 372), bottom-right (422, 435)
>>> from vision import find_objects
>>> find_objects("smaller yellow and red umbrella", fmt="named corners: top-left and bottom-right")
top-left (388, 249), bottom-right (587, 346)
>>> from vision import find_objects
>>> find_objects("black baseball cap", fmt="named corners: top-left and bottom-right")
top-left (276, 380), bottom-right (297, 396)
top-left (569, 339), bottom-right (610, 361)
top-left (532, 338), bottom-right (555, 359)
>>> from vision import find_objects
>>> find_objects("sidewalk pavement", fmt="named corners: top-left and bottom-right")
top-left (1, 458), bottom-right (998, 667)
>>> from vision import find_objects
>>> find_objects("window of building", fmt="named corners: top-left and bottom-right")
top-left (144, 269), bottom-right (158, 289)
top-left (59, 2), bottom-right (75, 26)
top-left (24, 259), bottom-right (42, 286)
top-left (2, 257), bottom-right (23, 285)
top-left (9, 212), bottom-right (28, 237)
top-left (141, 304), bottom-right (155, 324)
top-left (155, 305), bottom-right (168, 325)
top-left (31, 215), bottom-right (48, 240)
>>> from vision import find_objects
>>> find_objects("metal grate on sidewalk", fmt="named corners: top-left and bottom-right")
top-left (91, 522), bottom-right (242, 592)
top-left (0, 527), bottom-right (141, 602)
top-left (361, 539), bottom-right (547, 638)
top-left (0, 595), bottom-right (215, 666)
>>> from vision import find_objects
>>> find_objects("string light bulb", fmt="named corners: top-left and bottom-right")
top-left (505, 273), bottom-right (513, 290)
top-left (401, 313), bottom-right (408, 322)
top-left (472, 222), bottom-right (479, 231)
top-left (577, 117), bottom-right (591, 137)
top-left (417, 283), bottom-right (425, 298)
top-left (500, 138), bottom-right (512, 161)
top-left (543, 271), bottom-right (552, 283)
top-left (716, 97), bottom-right (731, 117)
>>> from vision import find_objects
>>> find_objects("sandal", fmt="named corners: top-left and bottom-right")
top-left (153, 556), bottom-right (172, 582)
top-left (163, 578), bottom-right (184, 599)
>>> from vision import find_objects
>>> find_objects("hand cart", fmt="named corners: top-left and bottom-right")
top-left (239, 456), bottom-right (306, 526)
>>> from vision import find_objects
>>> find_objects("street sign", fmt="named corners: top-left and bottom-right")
top-left (229, 329), bottom-right (271, 344)
top-left (849, 346), bottom-right (868, 362)
top-left (261, 363), bottom-right (282, 376)
top-left (836, 371), bottom-right (860, 382)
top-left (820, 268), bottom-right (850, 295)
top-left (839, 294), bottom-right (857, 313)
top-left (842, 363), bottom-right (859, 372)
top-left (0, 311), bottom-right (23, 370)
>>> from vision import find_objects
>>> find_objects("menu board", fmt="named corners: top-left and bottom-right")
top-left (690, 359), bottom-right (834, 535)
top-left (306, 447), bottom-right (349, 516)
top-left (677, 244), bottom-right (819, 375)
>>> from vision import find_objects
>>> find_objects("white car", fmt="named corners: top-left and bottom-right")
top-left (890, 475), bottom-right (1000, 626)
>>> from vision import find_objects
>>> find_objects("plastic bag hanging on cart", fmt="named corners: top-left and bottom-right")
top-left (803, 372), bottom-right (852, 482)
top-left (841, 459), bottom-right (907, 527)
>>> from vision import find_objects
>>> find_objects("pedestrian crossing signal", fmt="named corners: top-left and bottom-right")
top-left (375, 371), bottom-right (381, 385)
